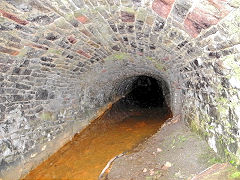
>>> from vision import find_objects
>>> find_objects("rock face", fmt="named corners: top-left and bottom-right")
top-left (0, 0), bottom-right (240, 179)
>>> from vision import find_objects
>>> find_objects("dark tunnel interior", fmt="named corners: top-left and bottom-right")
top-left (122, 76), bottom-right (166, 108)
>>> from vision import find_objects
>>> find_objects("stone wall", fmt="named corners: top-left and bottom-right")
top-left (0, 0), bottom-right (240, 179)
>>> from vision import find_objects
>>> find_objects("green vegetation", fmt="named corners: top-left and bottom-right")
top-left (40, 112), bottom-right (55, 121)
top-left (104, 53), bottom-right (131, 61)
top-left (178, 135), bottom-right (187, 143)
top-left (146, 56), bottom-right (166, 71)
top-left (230, 171), bottom-right (240, 179)
top-left (198, 149), bottom-right (224, 166)
top-left (208, 157), bottom-right (224, 165)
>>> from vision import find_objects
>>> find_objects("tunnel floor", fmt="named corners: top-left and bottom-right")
top-left (23, 102), bottom-right (172, 180)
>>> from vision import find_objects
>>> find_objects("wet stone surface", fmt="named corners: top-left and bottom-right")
top-left (0, 0), bottom-right (240, 179)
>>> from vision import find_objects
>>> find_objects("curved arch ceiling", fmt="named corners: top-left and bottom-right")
top-left (0, 0), bottom-right (240, 179)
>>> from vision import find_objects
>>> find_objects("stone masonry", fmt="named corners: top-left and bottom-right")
top-left (0, 0), bottom-right (240, 179)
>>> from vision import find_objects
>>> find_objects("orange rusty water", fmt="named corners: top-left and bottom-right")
top-left (23, 107), bottom-right (171, 180)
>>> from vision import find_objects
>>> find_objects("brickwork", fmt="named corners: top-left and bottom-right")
top-left (0, 0), bottom-right (240, 179)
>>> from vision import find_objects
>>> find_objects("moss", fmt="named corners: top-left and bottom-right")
top-left (74, 8), bottom-right (95, 15)
top-left (230, 171), bottom-right (240, 179)
top-left (199, 151), bottom-right (224, 166)
top-left (146, 56), bottom-right (166, 71)
top-left (236, 148), bottom-right (240, 160)
top-left (225, 149), bottom-right (240, 167)
top-left (74, 6), bottom-right (108, 17)
top-left (208, 157), bottom-right (224, 164)
top-left (40, 112), bottom-right (55, 121)
top-left (178, 135), bottom-right (187, 143)
top-left (155, 63), bottom-right (166, 71)
top-left (0, 17), bottom-right (5, 22)
top-left (222, 54), bottom-right (240, 81)
top-left (189, 117), bottom-right (199, 132)
top-left (136, 8), bottom-right (147, 21)
top-left (114, 53), bottom-right (130, 60)
top-left (229, 0), bottom-right (240, 8)
top-left (147, 56), bottom-right (154, 61)
top-left (121, 7), bottom-right (136, 14)
top-left (105, 53), bottom-right (131, 61)
top-left (47, 48), bottom-right (62, 55)
top-left (17, 47), bottom-right (28, 57)
top-left (213, 141), bottom-right (240, 170)
top-left (54, 17), bottom-right (71, 29)
top-left (217, 97), bottom-right (228, 104)
top-left (64, 14), bottom-right (76, 22)
top-left (187, 113), bottom-right (210, 141)
top-left (216, 105), bottom-right (228, 118)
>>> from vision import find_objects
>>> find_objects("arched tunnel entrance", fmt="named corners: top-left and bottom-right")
top-left (122, 76), bottom-right (166, 108)
top-left (1, 0), bottom-right (240, 178)
top-left (23, 76), bottom-right (172, 180)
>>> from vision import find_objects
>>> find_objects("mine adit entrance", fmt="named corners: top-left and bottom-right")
top-left (122, 76), bottom-right (166, 108)
top-left (23, 75), bottom-right (173, 180)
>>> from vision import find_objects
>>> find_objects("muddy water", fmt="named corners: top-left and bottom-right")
top-left (23, 106), bottom-right (172, 180)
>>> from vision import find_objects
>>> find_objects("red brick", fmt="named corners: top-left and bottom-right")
top-left (68, 36), bottom-right (77, 44)
top-left (27, 43), bottom-right (48, 50)
top-left (0, 46), bottom-right (20, 56)
top-left (0, 9), bottom-right (28, 25)
top-left (76, 15), bottom-right (89, 24)
top-left (80, 29), bottom-right (92, 37)
top-left (77, 50), bottom-right (91, 58)
top-left (184, 0), bottom-right (231, 37)
top-left (163, 56), bottom-right (169, 61)
top-left (152, 0), bottom-right (175, 19)
top-left (120, 11), bottom-right (135, 22)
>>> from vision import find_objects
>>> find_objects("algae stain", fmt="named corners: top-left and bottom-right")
top-left (40, 112), bottom-right (55, 121)
top-left (47, 48), bottom-right (62, 55)
top-left (105, 53), bottom-right (131, 61)
top-left (230, 171), bottom-right (240, 179)
top-left (146, 56), bottom-right (166, 71)
top-left (17, 47), bottom-right (28, 57)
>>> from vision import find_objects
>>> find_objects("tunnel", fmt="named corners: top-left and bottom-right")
top-left (0, 0), bottom-right (240, 179)
top-left (123, 76), bottom-right (166, 108)
top-left (99, 75), bottom-right (173, 127)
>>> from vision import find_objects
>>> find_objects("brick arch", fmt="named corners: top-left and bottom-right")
top-left (0, 0), bottom-right (240, 179)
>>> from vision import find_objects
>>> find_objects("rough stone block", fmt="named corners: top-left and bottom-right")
top-left (0, 45), bottom-right (19, 56)
top-left (0, 64), bottom-right (10, 73)
top-left (76, 15), bottom-right (89, 24)
top-left (120, 11), bottom-right (135, 22)
top-left (27, 14), bottom-right (53, 25)
top-left (184, 0), bottom-right (231, 37)
top-left (77, 49), bottom-right (91, 58)
top-left (67, 36), bottom-right (77, 44)
top-left (152, 0), bottom-right (175, 19)
top-left (0, 9), bottom-right (29, 25)
top-left (12, 95), bottom-right (24, 101)
top-left (16, 83), bottom-right (31, 90)
top-left (36, 89), bottom-right (48, 100)
top-left (45, 33), bottom-right (59, 41)
top-left (153, 18), bottom-right (165, 32)
top-left (171, 0), bottom-right (192, 22)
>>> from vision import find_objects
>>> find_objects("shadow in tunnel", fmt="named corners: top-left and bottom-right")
top-left (105, 75), bottom-right (173, 127)
top-left (121, 76), bottom-right (166, 108)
